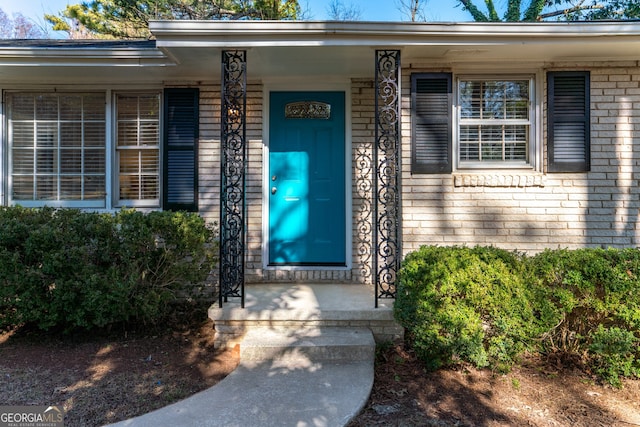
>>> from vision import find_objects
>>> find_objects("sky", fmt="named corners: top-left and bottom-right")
top-left (0, 0), bottom-right (472, 37)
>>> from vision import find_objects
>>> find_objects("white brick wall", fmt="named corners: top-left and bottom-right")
top-left (197, 61), bottom-right (640, 285)
top-left (400, 62), bottom-right (640, 255)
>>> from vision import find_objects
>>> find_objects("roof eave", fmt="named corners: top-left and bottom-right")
top-left (149, 20), bottom-right (640, 48)
top-left (0, 45), bottom-right (172, 67)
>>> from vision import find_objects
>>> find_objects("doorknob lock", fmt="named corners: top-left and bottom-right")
top-left (271, 187), bottom-right (277, 195)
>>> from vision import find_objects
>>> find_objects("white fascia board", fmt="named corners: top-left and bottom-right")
top-left (0, 47), bottom-right (172, 67)
top-left (150, 20), bottom-right (640, 48)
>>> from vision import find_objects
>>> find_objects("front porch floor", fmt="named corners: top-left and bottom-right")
top-left (208, 283), bottom-right (404, 349)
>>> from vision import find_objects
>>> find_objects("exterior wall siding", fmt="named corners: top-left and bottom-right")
top-left (401, 62), bottom-right (640, 256)
top-left (197, 61), bottom-right (640, 286)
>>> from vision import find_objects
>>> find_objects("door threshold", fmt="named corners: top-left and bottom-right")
top-left (265, 264), bottom-right (349, 270)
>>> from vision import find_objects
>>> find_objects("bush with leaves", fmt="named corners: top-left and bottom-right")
top-left (395, 245), bottom-right (640, 386)
top-left (395, 245), bottom-right (543, 372)
top-left (529, 248), bottom-right (640, 386)
top-left (0, 207), bottom-right (217, 333)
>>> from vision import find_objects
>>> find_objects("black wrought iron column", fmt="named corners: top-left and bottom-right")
top-left (374, 50), bottom-right (401, 307)
top-left (219, 50), bottom-right (247, 308)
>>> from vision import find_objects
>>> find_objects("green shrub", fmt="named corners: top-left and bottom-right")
top-left (395, 245), bottom-right (541, 372)
top-left (0, 207), bottom-right (217, 333)
top-left (589, 325), bottom-right (640, 387)
top-left (395, 245), bottom-right (640, 386)
top-left (529, 248), bottom-right (640, 385)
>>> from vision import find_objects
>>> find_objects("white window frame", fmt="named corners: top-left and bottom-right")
top-left (455, 74), bottom-right (538, 171)
top-left (113, 91), bottom-right (162, 208)
top-left (5, 91), bottom-right (107, 208)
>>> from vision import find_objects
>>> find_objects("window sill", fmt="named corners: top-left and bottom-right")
top-left (453, 173), bottom-right (545, 188)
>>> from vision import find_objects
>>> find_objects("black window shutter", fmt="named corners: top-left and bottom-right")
top-left (163, 88), bottom-right (199, 211)
top-left (411, 73), bottom-right (452, 174)
top-left (547, 71), bottom-right (590, 172)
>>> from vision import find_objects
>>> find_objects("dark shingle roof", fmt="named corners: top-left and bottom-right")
top-left (0, 39), bottom-right (156, 49)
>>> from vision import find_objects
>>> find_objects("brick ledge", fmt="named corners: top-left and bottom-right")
top-left (454, 173), bottom-right (545, 188)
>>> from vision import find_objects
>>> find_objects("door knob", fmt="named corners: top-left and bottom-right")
top-left (271, 187), bottom-right (277, 195)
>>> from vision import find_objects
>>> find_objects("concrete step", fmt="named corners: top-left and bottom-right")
top-left (240, 327), bottom-right (375, 365)
top-left (209, 284), bottom-right (404, 349)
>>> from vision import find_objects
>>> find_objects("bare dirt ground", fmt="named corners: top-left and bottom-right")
top-left (0, 320), bottom-right (239, 427)
top-left (2, 322), bottom-right (640, 427)
top-left (350, 343), bottom-right (640, 427)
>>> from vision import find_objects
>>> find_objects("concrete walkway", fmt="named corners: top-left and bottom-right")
top-left (105, 326), bottom-right (375, 427)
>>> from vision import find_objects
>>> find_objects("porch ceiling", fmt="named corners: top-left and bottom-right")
top-left (151, 20), bottom-right (640, 80)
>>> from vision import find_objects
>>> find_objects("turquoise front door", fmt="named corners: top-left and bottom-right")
top-left (269, 91), bottom-right (346, 266)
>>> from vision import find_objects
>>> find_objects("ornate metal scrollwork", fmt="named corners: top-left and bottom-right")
top-left (285, 101), bottom-right (331, 119)
top-left (374, 50), bottom-right (401, 307)
top-left (356, 138), bottom-right (373, 285)
top-left (219, 50), bottom-right (247, 308)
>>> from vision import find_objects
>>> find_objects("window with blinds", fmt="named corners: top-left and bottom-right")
top-left (458, 78), bottom-right (532, 167)
top-left (116, 93), bottom-right (161, 206)
top-left (8, 93), bottom-right (106, 205)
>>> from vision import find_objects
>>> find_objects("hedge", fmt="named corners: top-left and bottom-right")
top-left (0, 207), bottom-right (217, 333)
top-left (395, 245), bottom-right (640, 386)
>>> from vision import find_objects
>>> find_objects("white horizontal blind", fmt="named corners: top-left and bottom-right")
top-left (116, 93), bottom-right (160, 205)
top-left (459, 79), bottom-right (530, 165)
top-left (9, 93), bottom-right (106, 203)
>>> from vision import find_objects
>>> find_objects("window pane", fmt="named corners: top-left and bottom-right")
top-left (117, 95), bottom-right (139, 120)
top-left (141, 150), bottom-right (159, 172)
top-left (12, 176), bottom-right (34, 200)
top-left (60, 95), bottom-right (82, 120)
top-left (60, 123), bottom-right (82, 147)
top-left (36, 149), bottom-right (57, 173)
top-left (119, 150), bottom-right (139, 174)
top-left (35, 95), bottom-right (58, 120)
top-left (36, 123), bottom-right (57, 147)
top-left (60, 176), bottom-right (82, 199)
top-left (85, 149), bottom-right (105, 173)
top-left (83, 94), bottom-right (105, 120)
top-left (460, 81), bottom-right (481, 119)
top-left (478, 125), bottom-right (500, 161)
top-left (85, 123), bottom-right (105, 147)
top-left (85, 176), bottom-right (105, 199)
top-left (460, 125), bottom-right (479, 161)
top-left (60, 149), bottom-right (82, 173)
top-left (11, 94), bottom-right (34, 120)
top-left (505, 125), bottom-right (527, 160)
top-left (482, 81), bottom-right (504, 119)
top-left (36, 176), bottom-right (56, 200)
top-left (140, 175), bottom-right (159, 199)
top-left (12, 149), bottom-right (34, 173)
top-left (117, 122), bottom-right (139, 146)
top-left (12, 122), bottom-right (34, 147)
top-left (139, 95), bottom-right (159, 119)
top-left (140, 122), bottom-right (159, 146)
top-left (119, 175), bottom-right (138, 199)
top-left (505, 81), bottom-right (529, 119)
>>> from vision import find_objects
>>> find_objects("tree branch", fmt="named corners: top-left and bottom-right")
top-left (458, 0), bottom-right (490, 21)
top-left (539, 3), bottom-right (604, 20)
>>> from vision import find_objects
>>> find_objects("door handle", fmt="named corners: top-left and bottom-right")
top-left (271, 187), bottom-right (277, 195)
